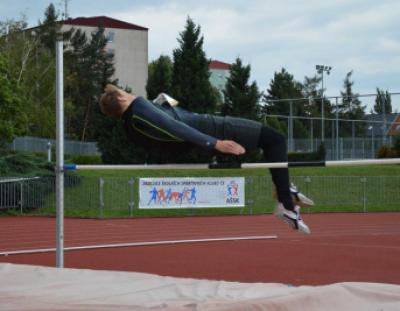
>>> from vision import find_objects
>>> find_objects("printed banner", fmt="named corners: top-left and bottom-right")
top-left (139, 177), bottom-right (245, 209)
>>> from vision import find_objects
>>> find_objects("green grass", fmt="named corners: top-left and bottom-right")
top-left (31, 165), bottom-right (400, 218)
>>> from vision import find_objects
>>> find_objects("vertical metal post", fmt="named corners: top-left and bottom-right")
top-left (245, 177), bottom-right (254, 215)
top-left (340, 138), bottom-right (343, 159)
top-left (128, 178), bottom-right (135, 217)
top-left (371, 127), bottom-right (375, 158)
top-left (361, 177), bottom-right (367, 212)
top-left (382, 95), bottom-right (386, 145)
top-left (335, 97), bottom-right (339, 160)
top-left (287, 117), bottom-right (290, 151)
top-left (99, 177), bottom-right (105, 218)
top-left (321, 73), bottom-right (325, 142)
top-left (331, 119), bottom-right (334, 159)
top-left (56, 34), bottom-right (64, 268)
top-left (352, 121), bottom-right (355, 159)
top-left (310, 119), bottom-right (314, 152)
top-left (289, 101), bottom-right (293, 152)
top-left (20, 182), bottom-right (23, 214)
top-left (362, 141), bottom-right (365, 159)
top-left (304, 176), bottom-right (311, 214)
top-left (47, 142), bottom-right (52, 162)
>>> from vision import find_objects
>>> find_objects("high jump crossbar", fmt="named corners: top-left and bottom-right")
top-left (63, 158), bottom-right (400, 171)
top-left (55, 35), bottom-right (399, 269)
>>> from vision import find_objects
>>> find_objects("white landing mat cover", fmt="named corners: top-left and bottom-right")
top-left (0, 263), bottom-right (399, 311)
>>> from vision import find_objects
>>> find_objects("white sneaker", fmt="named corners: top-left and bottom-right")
top-left (274, 203), bottom-right (311, 234)
top-left (272, 183), bottom-right (314, 208)
top-left (290, 183), bottom-right (314, 208)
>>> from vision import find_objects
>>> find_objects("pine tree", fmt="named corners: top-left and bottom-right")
top-left (338, 71), bottom-right (366, 137)
top-left (171, 17), bottom-right (217, 113)
top-left (373, 88), bottom-right (392, 114)
top-left (146, 55), bottom-right (173, 99)
top-left (302, 75), bottom-right (322, 117)
top-left (65, 26), bottom-right (115, 141)
top-left (37, 3), bottom-right (61, 52)
top-left (262, 68), bottom-right (304, 116)
top-left (265, 116), bottom-right (283, 133)
top-left (222, 58), bottom-right (261, 120)
top-left (216, 58), bottom-right (262, 163)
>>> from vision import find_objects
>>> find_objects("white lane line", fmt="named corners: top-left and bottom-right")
top-left (0, 235), bottom-right (277, 256)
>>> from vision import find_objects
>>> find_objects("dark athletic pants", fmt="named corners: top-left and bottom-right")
top-left (257, 126), bottom-right (294, 211)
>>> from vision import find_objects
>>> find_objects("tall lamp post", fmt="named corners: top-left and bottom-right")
top-left (316, 65), bottom-right (332, 142)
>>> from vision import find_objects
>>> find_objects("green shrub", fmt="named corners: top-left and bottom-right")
top-left (0, 149), bottom-right (53, 176)
top-left (289, 143), bottom-right (326, 162)
top-left (377, 145), bottom-right (395, 158)
top-left (393, 136), bottom-right (400, 156)
top-left (67, 155), bottom-right (102, 165)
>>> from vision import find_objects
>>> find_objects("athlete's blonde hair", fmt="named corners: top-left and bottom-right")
top-left (99, 84), bottom-right (125, 118)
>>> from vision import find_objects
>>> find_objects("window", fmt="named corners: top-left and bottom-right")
top-left (107, 32), bottom-right (115, 43)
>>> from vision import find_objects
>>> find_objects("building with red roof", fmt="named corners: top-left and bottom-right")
top-left (62, 16), bottom-right (148, 96)
top-left (209, 60), bottom-right (231, 99)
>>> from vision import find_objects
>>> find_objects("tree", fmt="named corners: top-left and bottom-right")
top-left (301, 75), bottom-right (322, 118)
top-left (171, 17), bottom-right (217, 113)
top-left (65, 26), bottom-right (115, 141)
top-left (0, 53), bottom-right (28, 146)
top-left (0, 15), bottom-right (57, 138)
top-left (262, 68), bottom-right (304, 116)
top-left (216, 58), bottom-right (262, 163)
top-left (263, 68), bottom-right (313, 139)
top-left (146, 55), bottom-right (173, 99)
top-left (373, 88), bottom-right (392, 114)
top-left (222, 58), bottom-right (261, 120)
top-left (338, 71), bottom-right (366, 137)
top-left (264, 116), bottom-right (283, 132)
top-left (37, 3), bottom-right (61, 52)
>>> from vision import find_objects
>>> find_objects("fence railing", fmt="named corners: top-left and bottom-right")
top-left (5, 134), bottom-right (396, 160)
top-left (6, 136), bottom-right (100, 156)
top-left (1, 175), bottom-right (399, 216)
top-left (293, 137), bottom-right (392, 160)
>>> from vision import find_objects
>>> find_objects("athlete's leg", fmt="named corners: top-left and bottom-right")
top-left (257, 126), bottom-right (294, 210)
top-left (257, 125), bottom-right (311, 234)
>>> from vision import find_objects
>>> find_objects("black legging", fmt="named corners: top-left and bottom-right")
top-left (257, 126), bottom-right (294, 211)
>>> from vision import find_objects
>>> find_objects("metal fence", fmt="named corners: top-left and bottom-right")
top-left (6, 136), bottom-right (100, 156)
top-left (0, 177), bottom-right (54, 212)
top-left (1, 175), bottom-right (399, 216)
top-left (5, 135), bottom-right (392, 160)
top-left (292, 137), bottom-right (393, 160)
top-left (263, 92), bottom-right (400, 161)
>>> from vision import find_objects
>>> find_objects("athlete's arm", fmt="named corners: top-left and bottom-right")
top-left (131, 97), bottom-right (246, 155)
top-left (215, 140), bottom-right (246, 155)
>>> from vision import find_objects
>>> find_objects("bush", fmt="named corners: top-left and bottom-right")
top-left (288, 143), bottom-right (326, 162)
top-left (66, 154), bottom-right (102, 165)
top-left (0, 150), bottom-right (54, 211)
top-left (377, 145), bottom-right (395, 158)
top-left (393, 136), bottom-right (400, 156)
top-left (0, 150), bottom-right (53, 176)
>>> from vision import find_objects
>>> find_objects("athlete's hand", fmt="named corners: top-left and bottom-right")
top-left (215, 140), bottom-right (246, 155)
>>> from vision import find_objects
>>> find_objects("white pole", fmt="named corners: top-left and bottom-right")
top-left (47, 142), bottom-right (52, 162)
top-left (63, 158), bottom-right (400, 171)
top-left (56, 34), bottom-right (64, 268)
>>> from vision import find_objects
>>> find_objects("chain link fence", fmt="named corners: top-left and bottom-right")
top-left (1, 175), bottom-right (399, 217)
top-left (6, 136), bottom-right (100, 156)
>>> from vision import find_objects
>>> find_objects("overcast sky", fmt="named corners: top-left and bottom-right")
top-left (1, 0), bottom-right (399, 110)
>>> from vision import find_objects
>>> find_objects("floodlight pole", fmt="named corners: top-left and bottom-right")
top-left (316, 65), bottom-right (332, 144)
top-left (56, 33), bottom-right (64, 268)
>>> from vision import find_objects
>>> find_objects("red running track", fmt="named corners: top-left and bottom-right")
top-left (0, 213), bottom-right (400, 285)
